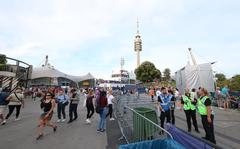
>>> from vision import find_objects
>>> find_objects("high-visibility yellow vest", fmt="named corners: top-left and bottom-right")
top-left (197, 96), bottom-right (209, 115)
top-left (182, 95), bottom-right (196, 110)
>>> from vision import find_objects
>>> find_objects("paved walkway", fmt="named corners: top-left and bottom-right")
top-left (175, 107), bottom-right (240, 149)
top-left (0, 96), bottom-right (107, 149)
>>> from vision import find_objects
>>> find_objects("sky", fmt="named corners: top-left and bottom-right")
top-left (0, 0), bottom-right (240, 79)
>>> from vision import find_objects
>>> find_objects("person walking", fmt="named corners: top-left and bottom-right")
top-left (0, 88), bottom-right (9, 125)
top-left (198, 88), bottom-right (216, 144)
top-left (36, 92), bottom-right (57, 140)
top-left (97, 90), bottom-right (108, 132)
top-left (5, 88), bottom-right (25, 122)
top-left (106, 90), bottom-right (115, 121)
top-left (215, 87), bottom-right (223, 109)
top-left (56, 90), bottom-right (69, 122)
top-left (158, 87), bottom-right (172, 130)
top-left (68, 88), bottom-right (79, 123)
top-left (221, 86), bottom-right (230, 110)
top-left (149, 87), bottom-right (155, 102)
top-left (86, 89), bottom-right (95, 124)
top-left (181, 89), bottom-right (199, 133)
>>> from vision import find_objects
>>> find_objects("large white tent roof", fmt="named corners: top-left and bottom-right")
top-left (31, 66), bottom-right (95, 83)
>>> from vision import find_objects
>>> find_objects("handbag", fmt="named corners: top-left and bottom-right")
top-left (95, 105), bottom-right (101, 114)
top-left (63, 95), bottom-right (69, 106)
top-left (14, 92), bottom-right (23, 104)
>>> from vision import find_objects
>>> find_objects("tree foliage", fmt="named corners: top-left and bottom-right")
top-left (215, 73), bottom-right (226, 82)
top-left (0, 54), bottom-right (7, 64)
top-left (215, 73), bottom-right (240, 91)
top-left (163, 68), bottom-right (171, 81)
top-left (135, 61), bottom-right (161, 83)
top-left (229, 75), bottom-right (240, 91)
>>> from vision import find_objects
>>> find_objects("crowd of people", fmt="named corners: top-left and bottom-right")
top-left (147, 86), bottom-right (216, 144)
top-left (0, 84), bottom-right (238, 144)
top-left (0, 86), bottom-right (115, 140)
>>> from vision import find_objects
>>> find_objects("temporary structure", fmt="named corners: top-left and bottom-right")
top-left (175, 48), bottom-right (215, 94)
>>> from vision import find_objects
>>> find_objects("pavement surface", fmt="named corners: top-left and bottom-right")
top-left (1, 94), bottom-right (240, 149)
top-left (175, 107), bottom-right (240, 149)
top-left (0, 96), bottom-right (107, 149)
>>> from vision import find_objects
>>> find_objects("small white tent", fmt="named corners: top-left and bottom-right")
top-left (175, 49), bottom-right (215, 94)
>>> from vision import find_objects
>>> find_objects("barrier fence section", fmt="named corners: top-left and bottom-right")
top-left (114, 94), bottom-right (173, 144)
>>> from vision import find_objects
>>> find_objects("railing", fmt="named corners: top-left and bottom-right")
top-left (114, 94), bottom-right (173, 144)
top-left (0, 56), bottom-right (31, 90)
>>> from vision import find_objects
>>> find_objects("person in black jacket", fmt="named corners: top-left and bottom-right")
top-left (68, 89), bottom-right (79, 123)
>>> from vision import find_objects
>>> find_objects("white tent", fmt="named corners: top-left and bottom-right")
top-left (31, 66), bottom-right (95, 83)
top-left (175, 49), bottom-right (215, 94)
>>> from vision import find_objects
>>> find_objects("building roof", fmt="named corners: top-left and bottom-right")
top-left (31, 66), bottom-right (95, 83)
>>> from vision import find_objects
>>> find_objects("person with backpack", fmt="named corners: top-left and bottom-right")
top-left (5, 87), bottom-right (25, 122)
top-left (96, 90), bottom-right (108, 132)
top-left (85, 89), bottom-right (95, 124)
top-left (36, 92), bottom-right (57, 140)
top-left (56, 90), bottom-right (69, 122)
top-left (68, 88), bottom-right (80, 123)
top-left (0, 88), bottom-right (10, 125)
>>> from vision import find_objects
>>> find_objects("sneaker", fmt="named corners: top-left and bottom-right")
top-left (15, 118), bottom-right (21, 121)
top-left (61, 119), bottom-right (66, 122)
top-left (68, 120), bottom-right (73, 124)
top-left (100, 129), bottom-right (106, 133)
top-left (97, 129), bottom-right (101, 133)
top-left (57, 119), bottom-right (61, 123)
top-left (53, 126), bottom-right (57, 132)
top-left (110, 118), bottom-right (115, 121)
top-left (1, 120), bottom-right (6, 125)
top-left (86, 119), bottom-right (91, 124)
top-left (36, 134), bottom-right (43, 140)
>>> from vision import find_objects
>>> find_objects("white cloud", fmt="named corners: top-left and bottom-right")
top-left (0, 0), bottom-right (239, 79)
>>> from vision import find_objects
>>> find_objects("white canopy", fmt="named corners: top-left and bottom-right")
top-left (31, 66), bottom-right (95, 83)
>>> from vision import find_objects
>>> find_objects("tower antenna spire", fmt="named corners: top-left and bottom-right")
top-left (137, 18), bottom-right (140, 35)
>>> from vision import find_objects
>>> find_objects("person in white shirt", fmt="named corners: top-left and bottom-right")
top-left (106, 90), bottom-right (115, 121)
top-left (156, 88), bottom-right (161, 101)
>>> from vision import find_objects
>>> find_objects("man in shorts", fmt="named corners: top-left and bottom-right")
top-left (221, 86), bottom-right (230, 110)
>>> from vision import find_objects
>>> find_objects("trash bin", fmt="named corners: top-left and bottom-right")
top-left (133, 107), bottom-right (158, 141)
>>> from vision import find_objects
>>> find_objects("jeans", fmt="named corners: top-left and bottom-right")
top-left (98, 107), bottom-right (108, 130)
top-left (86, 104), bottom-right (94, 119)
top-left (57, 103), bottom-right (66, 119)
top-left (5, 105), bottom-right (21, 119)
top-left (106, 104), bottom-right (113, 118)
top-left (69, 104), bottom-right (78, 121)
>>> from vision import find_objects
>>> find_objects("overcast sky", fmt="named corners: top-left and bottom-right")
top-left (0, 0), bottom-right (239, 79)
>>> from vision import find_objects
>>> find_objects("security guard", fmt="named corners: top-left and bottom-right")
top-left (181, 89), bottom-right (199, 133)
top-left (158, 87), bottom-right (172, 129)
top-left (198, 88), bottom-right (216, 144)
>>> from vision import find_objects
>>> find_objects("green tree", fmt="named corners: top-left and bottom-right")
top-left (215, 73), bottom-right (226, 82)
top-left (0, 54), bottom-right (7, 64)
top-left (163, 68), bottom-right (171, 81)
top-left (229, 75), bottom-right (240, 91)
top-left (135, 61), bottom-right (161, 83)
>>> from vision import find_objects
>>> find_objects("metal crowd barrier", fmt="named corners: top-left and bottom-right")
top-left (114, 94), bottom-right (173, 144)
